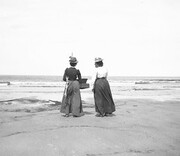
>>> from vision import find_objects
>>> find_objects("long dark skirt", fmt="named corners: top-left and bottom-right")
top-left (94, 78), bottom-right (115, 115)
top-left (60, 81), bottom-right (83, 117)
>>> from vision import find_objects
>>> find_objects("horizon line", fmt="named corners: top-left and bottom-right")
top-left (0, 74), bottom-right (180, 78)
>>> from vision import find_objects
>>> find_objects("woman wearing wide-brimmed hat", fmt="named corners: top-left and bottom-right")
top-left (60, 56), bottom-right (83, 117)
top-left (92, 57), bottom-right (115, 117)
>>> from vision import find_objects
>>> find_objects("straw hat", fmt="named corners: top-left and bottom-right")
top-left (95, 57), bottom-right (103, 63)
top-left (69, 56), bottom-right (78, 63)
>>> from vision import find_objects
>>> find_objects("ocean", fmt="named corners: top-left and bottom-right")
top-left (0, 75), bottom-right (180, 111)
top-left (0, 75), bottom-right (180, 91)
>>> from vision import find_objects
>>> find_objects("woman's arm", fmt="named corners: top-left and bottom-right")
top-left (77, 69), bottom-right (82, 81)
top-left (90, 69), bottom-right (97, 91)
top-left (63, 68), bottom-right (68, 82)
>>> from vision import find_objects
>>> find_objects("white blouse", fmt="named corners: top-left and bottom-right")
top-left (91, 66), bottom-right (108, 88)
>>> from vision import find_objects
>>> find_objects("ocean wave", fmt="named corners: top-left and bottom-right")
top-left (6, 81), bottom-right (65, 87)
top-left (18, 86), bottom-right (60, 88)
top-left (150, 79), bottom-right (180, 82)
top-left (0, 81), bottom-right (11, 86)
top-left (135, 81), bottom-right (151, 84)
top-left (163, 86), bottom-right (180, 89)
top-left (1, 79), bottom-right (180, 91)
top-left (133, 88), bottom-right (167, 91)
top-left (135, 79), bottom-right (180, 85)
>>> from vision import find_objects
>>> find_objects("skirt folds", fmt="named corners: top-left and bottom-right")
top-left (94, 78), bottom-right (115, 115)
top-left (61, 80), bottom-right (83, 116)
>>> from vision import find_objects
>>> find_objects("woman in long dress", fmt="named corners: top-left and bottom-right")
top-left (92, 57), bottom-right (115, 117)
top-left (60, 56), bottom-right (83, 117)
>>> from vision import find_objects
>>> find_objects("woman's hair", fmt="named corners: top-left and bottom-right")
top-left (95, 61), bottom-right (103, 67)
top-left (70, 62), bottom-right (77, 67)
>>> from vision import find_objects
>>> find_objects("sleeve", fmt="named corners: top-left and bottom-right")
top-left (77, 69), bottom-right (82, 81)
top-left (90, 69), bottom-right (97, 89)
top-left (105, 67), bottom-right (108, 79)
top-left (63, 68), bottom-right (68, 82)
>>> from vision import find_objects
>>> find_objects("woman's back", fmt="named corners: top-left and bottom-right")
top-left (63, 67), bottom-right (81, 81)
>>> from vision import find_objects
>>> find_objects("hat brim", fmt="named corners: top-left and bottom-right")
top-left (69, 61), bottom-right (78, 63)
top-left (95, 59), bottom-right (103, 63)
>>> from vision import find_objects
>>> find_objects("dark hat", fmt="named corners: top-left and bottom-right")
top-left (69, 56), bottom-right (78, 63)
top-left (95, 57), bottom-right (103, 63)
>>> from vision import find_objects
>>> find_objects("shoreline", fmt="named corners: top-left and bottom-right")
top-left (0, 97), bottom-right (180, 156)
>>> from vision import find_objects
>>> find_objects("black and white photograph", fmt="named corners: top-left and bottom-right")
top-left (0, 0), bottom-right (180, 155)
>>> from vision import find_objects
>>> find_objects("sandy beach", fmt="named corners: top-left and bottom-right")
top-left (1, 0), bottom-right (180, 155)
top-left (0, 83), bottom-right (180, 156)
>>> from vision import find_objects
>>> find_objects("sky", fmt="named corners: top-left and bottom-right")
top-left (0, 0), bottom-right (180, 76)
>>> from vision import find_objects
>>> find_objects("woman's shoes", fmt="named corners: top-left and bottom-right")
top-left (104, 113), bottom-right (113, 117)
top-left (63, 114), bottom-right (69, 117)
top-left (95, 113), bottom-right (105, 117)
top-left (95, 112), bottom-right (113, 117)
top-left (63, 113), bottom-right (113, 118)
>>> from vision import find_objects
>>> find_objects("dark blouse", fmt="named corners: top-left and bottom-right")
top-left (63, 67), bottom-right (81, 81)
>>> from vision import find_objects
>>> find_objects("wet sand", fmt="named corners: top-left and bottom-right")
top-left (0, 89), bottom-right (180, 156)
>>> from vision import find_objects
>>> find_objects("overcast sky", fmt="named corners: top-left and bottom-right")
top-left (0, 0), bottom-right (180, 76)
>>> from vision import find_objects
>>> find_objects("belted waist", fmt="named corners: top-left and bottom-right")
top-left (96, 77), bottom-right (106, 80)
top-left (68, 79), bottom-right (78, 81)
